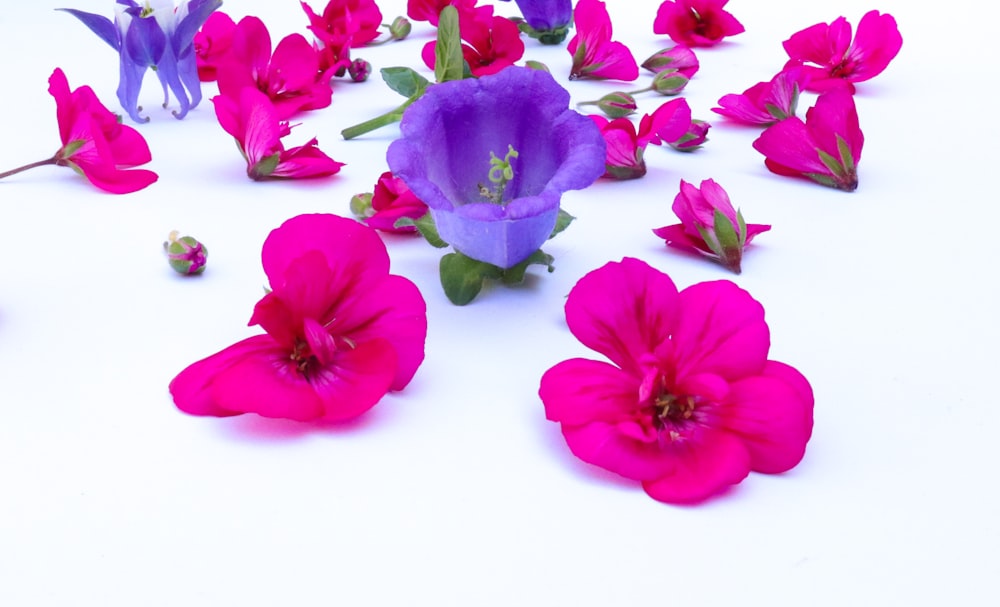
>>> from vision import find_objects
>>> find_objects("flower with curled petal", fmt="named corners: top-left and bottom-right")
top-left (653, 0), bottom-right (744, 48)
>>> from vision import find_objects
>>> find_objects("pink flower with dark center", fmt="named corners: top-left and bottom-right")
top-left (752, 88), bottom-right (863, 191)
top-left (653, 179), bottom-right (770, 273)
top-left (712, 67), bottom-right (808, 126)
top-left (170, 214), bottom-right (428, 422)
top-left (567, 0), bottom-right (638, 81)
top-left (212, 87), bottom-right (343, 181)
top-left (783, 10), bottom-right (902, 93)
top-left (588, 98), bottom-right (691, 180)
top-left (216, 16), bottom-right (333, 120)
top-left (540, 257), bottom-right (814, 504)
top-left (653, 0), bottom-right (744, 48)
top-left (421, 5), bottom-right (524, 77)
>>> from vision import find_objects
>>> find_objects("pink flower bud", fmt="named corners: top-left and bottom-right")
top-left (669, 119), bottom-right (710, 151)
top-left (641, 45), bottom-right (699, 78)
top-left (651, 69), bottom-right (690, 95)
top-left (349, 58), bottom-right (372, 82)
top-left (164, 231), bottom-right (208, 275)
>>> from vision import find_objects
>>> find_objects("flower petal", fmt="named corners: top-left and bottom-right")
top-left (641, 427), bottom-right (751, 504)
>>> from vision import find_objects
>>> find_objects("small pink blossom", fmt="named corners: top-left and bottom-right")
top-left (653, 0), bottom-right (744, 48)
top-left (752, 88), bottom-right (862, 191)
top-left (540, 257), bottom-right (814, 504)
top-left (589, 98), bottom-right (691, 180)
top-left (783, 10), bottom-right (902, 93)
top-left (567, 0), bottom-right (639, 81)
top-left (212, 87), bottom-right (343, 181)
top-left (353, 171), bottom-right (430, 234)
top-left (170, 214), bottom-right (428, 422)
top-left (712, 67), bottom-right (808, 126)
top-left (421, 5), bottom-right (524, 77)
top-left (653, 179), bottom-right (770, 273)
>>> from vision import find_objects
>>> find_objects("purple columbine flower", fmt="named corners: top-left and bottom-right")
top-left (500, 0), bottom-right (573, 44)
top-left (387, 66), bottom-right (605, 269)
top-left (59, 0), bottom-right (222, 123)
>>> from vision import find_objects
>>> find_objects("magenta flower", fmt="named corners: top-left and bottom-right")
top-left (170, 214), bottom-right (428, 422)
top-left (421, 5), bottom-right (525, 77)
top-left (589, 98), bottom-right (691, 180)
top-left (352, 171), bottom-right (430, 234)
top-left (712, 67), bottom-right (808, 126)
top-left (752, 88), bottom-right (863, 191)
top-left (653, 0), bottom-right (744, 48)
top-left (215, 16), bottom-right (333, 120)
top-left (540, 257), bottom-right (814, 504)
top-left (653, 179), bottom-right (770, 274)
top-left (407, 0), bottom-right (477, 25)
top-left (783, 11), bottom-right (902, 93)
top-left (668, 118), bottom-right (710, 151)
top-left (567, 0), bottom-right (639, 81)
top-left (212, 87), bottom-right (344, 181)
top-left (0, 68), bottom-right (157, 194)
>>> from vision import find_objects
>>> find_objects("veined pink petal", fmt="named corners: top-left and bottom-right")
top-left (637, 98), bottom-right (691, 147)
top-left (641, 427), bottom-right (751, 503)
top-left (752, 117), bottom-right (829, 176)
top-left (573, 0), bottom-right (612, 44)
top-left (846, 11), bottom-right (902, 83)
top-left (307, 338), bottom-right (399, 422)
top-left (541, 358), bottom-right (641, 425)
top-left (565, 258), bottom-right (679, 376)
top-left (239, 88), bottom-right (283, 166)
top-left (652, 223), bottom-right (712, 255)
top-left (273, 138), bottom-right (344, 179)
top-left (805, 88), bottom-right (862, 163)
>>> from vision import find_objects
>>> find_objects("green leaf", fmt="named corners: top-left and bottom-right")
top-left (500, 250), bottom-right (555, 285)
top-left (381, 67), bottom-right (430, 98)
top-left (440, 252), bottom-right (502, 305)
top-left (394, 212), bottom-right (449, 248)
top-left (549, 209), bottom-right (575, 239)
top-left (435, 5), bottom-right (465, 83)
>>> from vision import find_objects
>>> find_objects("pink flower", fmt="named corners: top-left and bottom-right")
top-left (303, 0), bottom-right (383, 49)
top-left (783, 11), bottom-right (902, 93)
top-left (194, 12), bottom-right (236, 82)
top-left (540, 257), bottom-right (814, 504)
top-left (589, 98), bottom-right (691, 180)
top-left (712, 67), bottom-right (808, 126)
top-left (667, 118), bottom-right (710, 151)
top-left (407, 0), bottom-right (477, 25)
top-left (170, 214), bottom-right (428, 422)
top-left (212, 87), bottom-right (344, 181)
top-left (752, 88), bottom-right (862, 191)
top-left (567, 0), bottom-right (639, 81)
top-left (653, 179), bottom-right (770, 273)
top-left (215, 16), bottom-right (333, 120)
top-left (41, 68), bottom-right (157, 194)
top-left (653, 0), bottom-right (744, 48)
top-left (353, 171), bottom-right (430, 234)
top-left (421, 5), bottom-right (524, 77)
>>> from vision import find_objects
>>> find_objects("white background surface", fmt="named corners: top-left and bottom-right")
top-left (2, 0), bottom-right (998, 605)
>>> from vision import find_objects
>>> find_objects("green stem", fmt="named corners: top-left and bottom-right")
top-left (341, 97), bottom-right (414, 140)
top-left (625, 86), bottom-right (653, 95)
top-left (0, 156), bottom-right (58, 180)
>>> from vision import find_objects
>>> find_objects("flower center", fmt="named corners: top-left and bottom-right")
top-left (654, 392), bottom-right (698, 425)
top-left (478, 144), bottom-right (519, 204)
top-left (289, 338), bottom-right (320, 375)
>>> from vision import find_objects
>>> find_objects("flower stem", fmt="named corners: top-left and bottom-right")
top-left (341, 97), bottom-right (415, 140)
top-left (0, 156), bottom-right (58, 180)
top-left (625, 86), bottom-right (653, 95)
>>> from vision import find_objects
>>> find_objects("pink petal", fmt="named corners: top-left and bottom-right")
top-left (652, 223), bottom-right (712, 255)
top-left (641, 427), bottom-right (751, 504)
top-left (307, 338), bottom-right (399, 422)
top-left (540, 358), bottom-right (640, 425)
top-left (846, 11), bottom-right (902, 83)
top-left (752, 117), bottom-right (828, 176)
top-left (561, 421), bottom-right (679, 482)
top-left (273, 139), bottom-right (344, 179)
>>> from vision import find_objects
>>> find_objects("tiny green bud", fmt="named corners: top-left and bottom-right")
top-left (651, 69), bottom-right (690, 96)
top-left (164, 230), bottom-right (207, 275)
top-left (595, 92), bottom-right (637, 118)
top-left (390, 16), bottom-right (411, 40)
top-left (350, 192), bottom-right (375, 219)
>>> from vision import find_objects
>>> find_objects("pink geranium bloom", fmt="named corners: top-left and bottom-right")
top-left (216, 16), bottom-right (333, 120)
top-left (712, 67), bottom-right (808, 126)
top-left (783, 10), bottom-right (902, 93)
top-left (653, 179), bottom-right (770, 273)
top-left (589, 98), bottom-right (691, 180)
top-left (358, 171), bottom-right (430, 234)
top-left (301, 0), bottom-right (382, 75)
top-left (212, 87), bottom-right (343, 181)
top-left (567, 0), bottom-right (639, 81)
top-left (540, 257), bottom-right (814, 504)
top-left (421, 5), bottom-right (524, 77)
top-left (752, 88), bottom-right (862, 191)
top-left (408, 0), bottom-right (477, 25)
top-left (653, 0), bottom-right (744, 48)
top-left (0, 68), bottom-right (158, 194)
top-left (194, 12), bottom-right (236, 82)
top-left (170, 214), bottom-right (428, 422)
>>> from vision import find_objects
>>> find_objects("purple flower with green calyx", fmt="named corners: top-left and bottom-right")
top-left (59, 0), bottom-right (223, 123)
top-left (387, 66), bottom-right (605, 304)
top-left (500, 0), bottom-right (574, 44)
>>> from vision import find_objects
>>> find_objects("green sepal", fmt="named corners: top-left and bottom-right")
top-left (394, 212), bottom-right (449, 248)
top-left (249, 153), bottom-right (281, 180)
top-left (500, 249), bottom-right (555, 285)
top-left (549, 208), bottom-right (575, 239)
top-left (517, 21), bottom-right (570, 45)
top-left (817, 149), bottom-right (846, 178)
top-left (712, 208), bottom-right (741, 255)
top-left (440, 251), bottom-right (503, 305)
top-left (435, 5), bottom-right (465, 83)
top-left (524, 60), bottom-right (550, 73)
top-left (349, 192), bottom-right (374, 219)
top-left (59, 140), bottom-right (86, 159)
top-left (804, 172), bottom-right (839, 189)
top-left (736, 208), bottom-right (747, 247)
top-left (836, 134), bottom-right (855, 176)
top-left (764, 103), bottom-right (787, 121)
top-left (381, 67), bottom-right (430, 98)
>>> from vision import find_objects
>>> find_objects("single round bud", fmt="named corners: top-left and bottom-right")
top-left (164, 230), bottom-right (207, 275)
top-left (390, 16), bottom-right (411, 40)
top-left (349, 59), bottom-right (372, 82)
top-left (596, 92), bottom-right (637, 118)
top-left (350, 192), bottom-right (375, 219)
top-left (651, 70), bottom-right (690, 96)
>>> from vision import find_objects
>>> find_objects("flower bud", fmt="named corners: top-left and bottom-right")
top-left (389, 16), bottom-right (411, 40)
top-left (670, 119), bottom-right (710, 152)
top-left (349, 58), bottom-right (372, 82)
top-left (350, 192), bottom-right (375, 219)
top-left (641, 45), bottom-right (699, 78)
top-left (651, 70), bottom-right (690, 96)
top-left (594, 92), bottom-right (637, 118)
top-left (164, 231), bottom-right (207, 275)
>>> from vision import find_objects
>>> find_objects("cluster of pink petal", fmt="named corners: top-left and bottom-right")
top-left (589, 98), bottom-right (692, 179)
top-left (421, 4), bottom-right (524, 77)
top-left (364, 171), bottom-right (430, 234)
top-left (303, 0), bottom-right (383, 75)
top-left (712, 67), bottom-right (808, 126)
top-left (170, 214), bottom-right (428, 422)
top-left (407, 0), bottom-right (477, 25)
top-left (48, 68), bottom-right (158, 194)
top-left (653, 0), bottom-right (744, 47)
top-left (783, 10), bottom-right (902, 93)
top-left (568, 0), bottom-right (638, 81)
top-left (540, 258), bottom-right (813, 504)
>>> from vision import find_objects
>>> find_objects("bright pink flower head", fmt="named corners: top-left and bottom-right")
top-left (212, 87), bottom-right (343, 181)
top-left (752, 88), bottom-right (862, 191)
top-left (567, 0), bottom-right (639, 81)
top-left (653, 0), bottom-right (745, 48)
top-left (421, 5), bottom-right (524, 77)
top-left (712, 67), bottom-right (808, 126)
top-left (194, 11), bottom-right (236, 82)
top-left (408, 0), bottom-right (477, 25)
top-left (217, 16), bottom-right (333, 120)
top-left (170, 214), bottom-right (428, 422)
top-left (540, 257), bottom-right (814, 504)
top-left (783, 10), bottom-right (902, 93)
top-left (589, 98), bottom-right (691, 180)
top-left (653, 179), bottom-right (770, 273)
top-left (355, 171), bottom-right (430, 234)
top-left (48, 68), bottom-right (157, 194)
top-left (303, 0), bottom-right (383, 49)
top-left (637, 97), bottom-right (692, 147)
